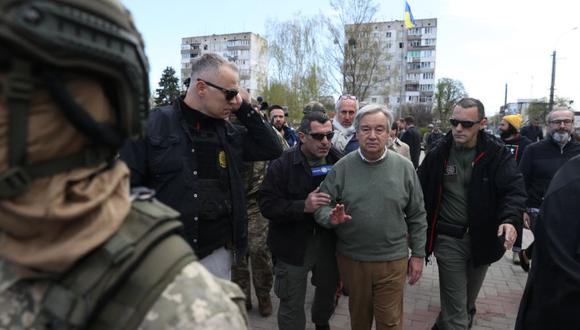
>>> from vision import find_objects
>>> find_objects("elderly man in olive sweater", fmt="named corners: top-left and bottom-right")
top-left (315, 104), bottom-right (427, 330)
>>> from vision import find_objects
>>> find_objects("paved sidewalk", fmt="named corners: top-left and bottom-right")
top-left (248, 230), bottom-right (532, 330)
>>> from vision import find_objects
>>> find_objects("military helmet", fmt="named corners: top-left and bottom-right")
top-left (0, 0), bottom-right (149, 198)
top-left (302, 101), bottom-right (326, 114)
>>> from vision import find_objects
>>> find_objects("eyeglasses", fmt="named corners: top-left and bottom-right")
top-left (339, 94), bottom-right (357, 101)
top-left (197, 78), bottom-right (239, 101)
top-left (449, 118), bottom-right (480, 128)
top-left (308, 132), bottom-right (334, 141)
top-left (549, 119), bottom-right (573, 126)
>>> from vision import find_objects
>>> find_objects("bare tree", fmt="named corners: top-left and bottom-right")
top-left (263, 15), bottom-right (330, 116)
top-left (323, 0), bottom-right (390, 100)
top-left (433, 77), bottom-right (467, 128)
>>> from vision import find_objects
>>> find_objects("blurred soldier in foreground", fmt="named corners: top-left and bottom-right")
top-left (0, 0), bottom-right (247, 328)
top-left (516, 154), bottom-right (580, 330)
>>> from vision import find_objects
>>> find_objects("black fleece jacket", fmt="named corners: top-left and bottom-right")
top-left (418, 131), bottom-right (527, 266)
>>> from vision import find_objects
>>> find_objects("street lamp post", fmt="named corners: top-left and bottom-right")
top-left (548, 27), bottom-right (578, 113)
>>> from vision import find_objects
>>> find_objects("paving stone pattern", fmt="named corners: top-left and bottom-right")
top-left (248, 231), bottom-right (532, 330)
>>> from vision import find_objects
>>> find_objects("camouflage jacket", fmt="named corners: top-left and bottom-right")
top-left (0, 260), bottom-right (248, 329)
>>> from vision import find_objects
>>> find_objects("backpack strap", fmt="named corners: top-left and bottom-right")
top-left (89, 232), bottom-right (194, 330)
top-left (38, 196), bottom-right (195, 329)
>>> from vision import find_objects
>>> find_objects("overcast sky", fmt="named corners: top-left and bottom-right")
top-left (123, 0), bottom-right (579, 116)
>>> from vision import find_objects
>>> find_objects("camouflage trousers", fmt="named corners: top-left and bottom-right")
top-left (231, 204), bottom-right (273, 299)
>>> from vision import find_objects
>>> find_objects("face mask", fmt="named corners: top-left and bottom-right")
top-left (551, 131), bottom-right (570, 144)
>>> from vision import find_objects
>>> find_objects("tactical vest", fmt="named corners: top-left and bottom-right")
top-left (34, 192), bottom-right (195, 330)
top-left (191, 128), bottom-right (233, 257)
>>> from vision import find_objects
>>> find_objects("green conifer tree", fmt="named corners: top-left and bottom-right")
top-left (154, 66), bottom-right (180, 106)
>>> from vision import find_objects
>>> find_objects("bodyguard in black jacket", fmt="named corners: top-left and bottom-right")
top-left (259, 144), bottom-right (342, 266)
top-left (120, 54), bottom-right (282, 272)
top-left (258, 111), bottom-right (341, 330)
top-left (519, 135), bottom-right (580, 210)
top-left (417, 98), bottom-right (526, 329)
top-left (419, 131), bottom-right (526, 265)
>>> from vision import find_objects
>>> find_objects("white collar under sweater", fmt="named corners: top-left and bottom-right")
top-left (332, 117), bottom-right (356, 152)
top-left (358, 147), bottom-right (388, 163)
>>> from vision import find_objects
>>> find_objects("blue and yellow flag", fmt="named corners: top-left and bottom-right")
top-left (404, 1), bottom-right (416, 29)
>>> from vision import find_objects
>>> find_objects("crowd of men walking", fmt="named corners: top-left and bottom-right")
top-left (1, 3), bottom-right (578, 326)
top-left (121, 50), bottom-right (578, 330)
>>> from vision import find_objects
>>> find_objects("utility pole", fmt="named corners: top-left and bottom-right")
top-left (548, 50), bottom-right (556, 113)
top-left (503, 82), bottom-right (508, 116)
top-left (548, 27), bottom-right (577, 114)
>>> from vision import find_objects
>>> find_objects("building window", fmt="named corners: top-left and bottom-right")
top-left (372, 97), bottom-right (377, 103)
top-left (423, 72), bottom-right (434, 79)
top-left (408, 27), bottom-right (422, 35)
top-left (408, 50), bottom-right (420, 58)
top-left (409, 40), bottom-right (421, 47)
top-left (407, 62), bottom-right (421, 70)
top-left (386, 32), bottom-right (392, 38)
top-left (422, 38), bottom-right (436, 46)
top-left (407, 73), bottom-right (420, 81)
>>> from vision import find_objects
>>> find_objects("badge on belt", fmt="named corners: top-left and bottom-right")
top-left (218, 150), bottom-right (227, 168)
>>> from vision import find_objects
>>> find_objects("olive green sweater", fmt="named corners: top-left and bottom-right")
top-left (315, 149), bottom-right (427, 261)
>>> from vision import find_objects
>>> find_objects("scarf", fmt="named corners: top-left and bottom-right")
top-left (332, 117), bottom-right (356, 152)
top-left (0, 77), bottom-right (130, 277)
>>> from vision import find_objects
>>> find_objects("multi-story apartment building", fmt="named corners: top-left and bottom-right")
top-left (180, 32), bottom-right (267, 95)
top-left (360, 18), bottom-right (437, 113)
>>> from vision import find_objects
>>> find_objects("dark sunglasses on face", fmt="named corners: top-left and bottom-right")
top-left (197, 78), bottom-right (239, 101)
top-left (449, 118), bottom-right (480, 128)
top-left (308, 132), bottom-right (334, 141)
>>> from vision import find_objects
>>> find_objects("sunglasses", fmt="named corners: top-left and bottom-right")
top-left (308, 132), bottom-right (334, 141)
top-left (449, 118), bottom-right (480, 128)
top-left (197, 78), bottom-right (239, 101)
top-left (339, 94), bottom-right (357, 101)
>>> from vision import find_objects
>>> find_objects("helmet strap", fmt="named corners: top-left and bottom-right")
top-left (0, 59), bottom-right (117, 199)
top-left (5, 59), bottom-right (34, 167)
top-left (43, 69), bottom-right (123, 149)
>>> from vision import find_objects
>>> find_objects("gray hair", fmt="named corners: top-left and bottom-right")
top-left (546, 107), bottom-right (574, 123)
top-left (190, 53), bottom-right (238, 80)
top-left (335, 95), bottom-right (359, 112)
top-left (354, 103), bottom-right (394, 131)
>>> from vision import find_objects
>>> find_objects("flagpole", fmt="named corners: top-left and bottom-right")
top-left (399, 10), bottom-right (407, 119)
